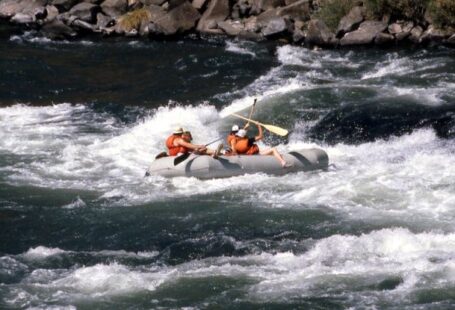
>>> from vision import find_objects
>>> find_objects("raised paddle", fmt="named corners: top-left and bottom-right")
top-left (231, 113), bottom-right (289, 137)
top-left (245, 98), bottom-right (257, 129)
top-left (173, 137), bottom-right (223, 166)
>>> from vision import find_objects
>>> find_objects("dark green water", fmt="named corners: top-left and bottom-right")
top-left (1, 31), bottom-right (455, 309)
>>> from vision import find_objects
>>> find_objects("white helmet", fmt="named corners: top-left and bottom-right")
top-left (236, 129), bottom-right (247, 138)
top-left (231, 124), bottom-right (239, 132)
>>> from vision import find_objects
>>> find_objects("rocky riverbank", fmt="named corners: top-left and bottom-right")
top-left (1, 0), bottom-right (454, 47)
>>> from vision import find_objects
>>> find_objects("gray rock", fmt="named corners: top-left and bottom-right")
top-left (402, 21), bottom-right (413, 33)
top-left (243, 15), bottom-right (259, 32)
top-left (72, 18), bottom-right (95, 30)
top-left (420, 25), bottom-right (449, 43)
top-left (0, 0), bottom-right (47, 19)
top-left (168, 0), bottom-right (187, 10)
top-left (395, 31), bottom-right (410, 41)
top-left (52, 0), bottom-right (79, 11)
top-left (409, 25), bottom-right (423, 43)
top-left (69, 3), bottom-right (99, 23)
top-left (250, 0), bottom-right (283, 14)
top-left (374, 32), bottom-right (394, 45)
top-left (101, 0), bottom-right (128, 18)
top-left (218, 19), bottom-right (244, 36)
top-left (95, 12), bottom-right (113, 28)
top-left (237, 29), bottom-right (264, 41)
top-left (154, 1), bottom-right (201, 35)
top-left (141, 0), bottom-right (167, 5)
top-left (277, 0), bottom-right (310, 21)
top-left (388, 23), bottom-right (402, 35)
top-left (306, 18), bottom-right (337, 47)
top-left (261, 16), bottom-right (287, 36)
top-left (41, 19), bottom-right (77, 39)
top-left (336, 6), bottom-right (364, 37)
top-left (340, 20), bottom-right (387, 46)
top-left (292, 20), bottom-right (305, 42)
top-left (192, 0), bottom-right (207, 10)
top-left (147, 4), bottom-right (166, 22)
top-left (11, 13), bottom-right (34, 24)
top-left (45, 5), bottom-right (59, 22)
top-left (196, 0), bottom-right (229, 34)
top-left (447, 34), bottom-right (455, 45)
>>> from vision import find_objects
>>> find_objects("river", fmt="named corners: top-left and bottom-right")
top-left (1, 30), bottom-right (455, 309)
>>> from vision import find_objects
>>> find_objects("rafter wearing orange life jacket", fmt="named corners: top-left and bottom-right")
top-left (166, 134), bottom-right (189, 156)
top-left (232, 135), bottom-right (259, 155)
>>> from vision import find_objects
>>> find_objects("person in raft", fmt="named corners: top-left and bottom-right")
top-left (166, 127), bottom-right (221, 158)
top-left (228, 123), bottom-right (291, 168)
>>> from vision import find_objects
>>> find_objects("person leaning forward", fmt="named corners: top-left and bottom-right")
top-left (166, 127), bottom-right (220, 158)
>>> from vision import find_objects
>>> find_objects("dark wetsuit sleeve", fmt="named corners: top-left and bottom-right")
top-left (248, 137), bottom-right (255, 147)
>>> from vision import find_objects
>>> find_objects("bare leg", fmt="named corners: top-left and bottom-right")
top-left (260, 147), bottom-right (289, 167)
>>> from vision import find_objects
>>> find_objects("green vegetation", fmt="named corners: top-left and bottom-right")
top-left (316, 0), bottom-right (455, 31)
top-left (427, 0), bottom-right (455, 27)
top-left (117, 8), bottom-right (152, 32)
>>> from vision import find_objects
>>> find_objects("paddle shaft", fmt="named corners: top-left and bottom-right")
top-left (231, 113), bottom-right (289, 136)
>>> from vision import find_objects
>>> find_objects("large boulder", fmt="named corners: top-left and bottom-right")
top-left (69, 3), bottom-right (99, 23)
top-left (154, 1), bottom-right (200, 35)
top-left (250, 0), bottom-right (283, 15)
top-left (340, 20), bottom-right (387, 46)
top-left (141, 0), bottom-right (167, 5)
top-left (306, 18), bottom-right (337, 47)
top-left (192, 0), bottom-right (207, 10)
top-left (218, 19), bottom-right (244, 36)
top-left (374, 32), bottom-right (394, 45)
top-left (276, 0), bottom-right (310, 21)
top-left (41, 19), bottom-right (77, 39)
top-left (420, 25), bottom-right (450, 43)
top-left (196, 0), bottom-right (229, 34)
top-left (101, 0), bottom-right (128, 18)
top-left (11, 13), bottom-right (34, 24)
top-left (261, 16), bottom-right (287, 37)
top-left (336, 6), bottom-right (364, 37)
top-left (45, 5), bottom-right (59, 22)
top-left (52, 0), bottom-right (79, 11)
top-left (0, 0), bottom-right (47, 19)
top-left (447, 34), bottom-right (455, 45)
top-left (408, 25), bottom-right (423, 43)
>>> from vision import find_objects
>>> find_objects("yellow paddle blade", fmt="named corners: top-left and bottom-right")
top-left (263, 124), bottom-right (289, 136)
top-left (231, 113), bottom-right (289, 137)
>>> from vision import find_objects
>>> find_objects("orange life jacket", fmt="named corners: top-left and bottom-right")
top-left (233, 137), bottom-right (259, 155)
top-left (166, 135), bottom-right (189, 156)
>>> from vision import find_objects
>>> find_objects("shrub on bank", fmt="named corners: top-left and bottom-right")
top-left (427, 0), bottom-right (455, 27)
top-left (363, 0), bottom-right (429, 20)
top-left (316, 0), bottom-right (358, 30)
top-left (117, 8), bottom-right (151, 32)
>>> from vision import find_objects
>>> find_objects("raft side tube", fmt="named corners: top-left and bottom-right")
top-left (146, 148), bottom-right (328, 179)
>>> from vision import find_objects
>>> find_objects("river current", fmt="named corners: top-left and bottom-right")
top-left (1, 30), bottom-right (455, 309)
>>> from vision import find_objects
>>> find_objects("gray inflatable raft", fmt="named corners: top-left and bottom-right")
top-left (147, 148), bottom-right (328, 179)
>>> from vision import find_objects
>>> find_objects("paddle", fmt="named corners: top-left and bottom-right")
top-left (231, 113), bottom-right (289, 136)
top-left (174, 137), bottom-right (223, 166)
top-left (245, 98), bottom-right (257, 129)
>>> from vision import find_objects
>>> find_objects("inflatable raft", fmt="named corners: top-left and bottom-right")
top-left (146, 148), bottom-right (328, 179)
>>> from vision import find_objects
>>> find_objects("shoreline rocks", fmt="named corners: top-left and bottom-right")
top-left (0, 0), bottom-right (454, 47)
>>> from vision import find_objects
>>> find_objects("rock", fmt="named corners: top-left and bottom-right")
top-left (340, 20), bottom-right (387, 46)
top-left (420, 25), bottom-right (449, 43)
top-left (169, 0), bottom-right (187, 10)
top-left (41, 19), bottom-right (77, 39)
top-left (141, 0), bottom-right (167, 5)
top-left (292, 20), bottom-right (305, 42)
top-left (218, 19), bottom-right (244, 36)
top-left (250, 0), bottom-right (284, 14)
top-left (395, 31), bottom-right (410, 41)
top-left (72, 18), bottom-right (95, 31)
top-left (336, 6), bottom-right (364, 37)
top-left (306, 18), bottom-right (337, 47)
top-left (261, 16), bottom-right (287, 37)
top-left (277, 0), bottom-right (310, 21)
top-left (45, 5), bottom-right (59, 22)
top-left (52, 0), bottom-right (79, 12)
top-left (101, 0), bottom-right (128, 18)
top-left (402, 21), bottom-right (413, 33)
top-left (447, 34), bottom-right (455, 45)
top-left (154, 1), bottom-right (201, 35)
top-left (388, 23), bottom-right (402, 35)
top-left (192, 0), bottom-right (207, 10)
top-left (147, 4), bottom-right (166, 22)
top-left (284, 0), bottom-right (299, 5)
top-left (11, 13), bottom-right (34, 24)
top-left (69, 3), bottom-right (99, 23)
top-left (409, 25), bottom-right (423, 43)
top-left (374, 32), bottom-right (394, 45)
top-left (237, 29), bottom-right (264, 41)
top-left (243, 15), bottom-right (259, 32)
top-left (96, 12), bottom-right (113, 28)
top-left (196, 0), bottom-right (229, 34)
top-left (0, 0), bottom-right (47, 19)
